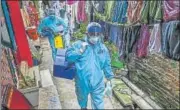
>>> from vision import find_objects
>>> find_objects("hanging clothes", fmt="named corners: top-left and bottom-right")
top-left (116, 26), bottom-right (124, 60)
top-left (149, 1), bottom-right (162, 24)
top-left (48, 1), bottom-right (61, 17)
top-left (140, 1), bottom-right (149, 24)
top-left (67, 0), bottom-right (77, 5)
top-left (136, 25), bottom-right (150, 58)
top-left (148, 24), bottom-right (161, 54)
top-left (38, 1), bottom-right (45, 19)
top-left (163, 0), bottom-right (180, 22)
top-left (93, 1), bottom-right (105, 14)
top-left (77, 1), bottom-right (87, 23)
top-left (161, 21), bottom-right (180, 61)
top-left (123, 26), bottom-right (141, 60)
top-left (104, 1), bottom-right (115, 21)
top-left (112, 0), bottom-right (128, 23)
top-left (127, 0), bottom-right (143, 24)
top-left (27, 1), bottom-right (39, 27)
top-left (20, 8), bottom-right (31, 28)
top-left (109, 24), bottom-right (120, 45)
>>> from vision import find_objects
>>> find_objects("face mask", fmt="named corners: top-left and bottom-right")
top-left (88, 37), bottom-right (99, 44)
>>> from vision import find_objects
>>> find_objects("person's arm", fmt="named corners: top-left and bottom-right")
top-left (103, 46), bottom-right (114, 80)
top-left (65, 41), bottom-right (83, 63)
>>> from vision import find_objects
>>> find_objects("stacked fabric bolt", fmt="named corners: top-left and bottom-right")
top-left (128, 53), bottom-right (179, 109)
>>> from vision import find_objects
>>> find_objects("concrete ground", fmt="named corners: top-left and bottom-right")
top-left (53, 77), bottom-right (123, 109)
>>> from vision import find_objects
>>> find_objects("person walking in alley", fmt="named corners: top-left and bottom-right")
top-left (65, 22), bottom-right (114, 109)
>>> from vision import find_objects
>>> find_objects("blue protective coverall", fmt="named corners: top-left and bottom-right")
top-left (65, 37), bottom-right (114, 109)
top-left (37, 15), bottom-right (69, 60)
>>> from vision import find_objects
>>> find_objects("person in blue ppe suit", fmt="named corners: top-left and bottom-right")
top-left (65, 22), bottom-right (114, 109)
top-left (37, 8), bottom-right (70, 60)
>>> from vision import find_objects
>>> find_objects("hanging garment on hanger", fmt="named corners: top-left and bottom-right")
top-left (149, 1), bottom-right (162, 24)
top-left (112, 1), bottom-right (128, 23)
top-left (140, 1), bottom-right (149, 24)
top-left (77, 1), bottom-right (87, 23)
top-left (163, 0), bottom-right (180, 22)
top-left (148, 24), bottom-right (161, 54)
top-left (127, 0), bottom-right (143, 24)
top-left (136, 25), bottom-right (150, 58)
top-left (162, 21), bottom-right (180, 61)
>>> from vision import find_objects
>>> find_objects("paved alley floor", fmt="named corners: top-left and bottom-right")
top-left (53, 77), bottom-right (123, 109)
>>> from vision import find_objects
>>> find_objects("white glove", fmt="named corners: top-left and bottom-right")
top-left (104, 80), bottom-right (112, 97)
top-left (79, 42), bottom-right (88, 54)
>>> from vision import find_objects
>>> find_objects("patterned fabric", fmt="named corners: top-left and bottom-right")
top-left (163, 0), bottom-right (180, 22)
top-left (136, 25), bottom-right (150, 58)
top-left (127, 0), bottom-right (143, 24)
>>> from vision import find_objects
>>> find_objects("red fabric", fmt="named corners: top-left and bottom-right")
top-left (9, 87), bottom-right (32, 109)
top-left (7, 1), bottom-right (33, 67)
